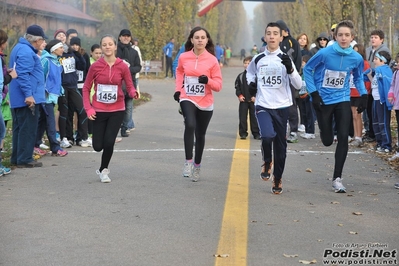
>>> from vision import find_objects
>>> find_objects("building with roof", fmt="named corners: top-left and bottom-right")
top-left (1, 0), bottom-right (101, 38)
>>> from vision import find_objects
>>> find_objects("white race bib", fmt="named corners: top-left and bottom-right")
top-left (96, 84), bottom-right (118, 104)
top-left (299, 80), bottom-right (307, 95)
top-left (77, 70), bottom-right (84, 82)
top-left (184, 76), bottom-right (205, 96)
top-left (349, 74), bottom-right (356, 88)
top-left (322, 69), bottom-right (347, 89)
top-left (258, 64), bottom-right (282, 89)
top-left (62, 57), bottom-right (76, 74)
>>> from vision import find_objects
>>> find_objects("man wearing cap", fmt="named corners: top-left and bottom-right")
top-left (117, 29), bottom-right (141, 137)
top-left (275, 20), bottom-right (302, 143)
top-left (8, 24), bottom-right (47, 167)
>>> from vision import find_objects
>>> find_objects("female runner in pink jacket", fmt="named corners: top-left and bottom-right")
top-left (174, 26), bottom-right (223, 182)
top-left (83, 34), bottom-right (138, 183)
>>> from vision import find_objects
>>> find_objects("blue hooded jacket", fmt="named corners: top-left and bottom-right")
top-left (303, 42), bottom-right (367, 105)
top-left (41, 50), bottom-right (63, 104)
top-left (8, 37), bottom-right (45, 108)
top-left (375, 64), bottom-right (393, 110)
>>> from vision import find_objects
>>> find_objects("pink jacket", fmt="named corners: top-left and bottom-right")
top-left (388, 70), bottom-right (399, 110)
top-left (175, 49), bottom-right (222, 108)
top-left (83, 57), bottom-right (136, 116)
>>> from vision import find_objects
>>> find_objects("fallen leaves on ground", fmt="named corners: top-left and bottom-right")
top-left (213, 254), bottom-right (229, 258)
top-left (299, 259), bottom-right (317, 264)
top-left (283, 254), bottom-right (298, 258)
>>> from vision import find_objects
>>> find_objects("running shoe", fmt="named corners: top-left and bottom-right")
top-left (298, 124), bottom-right (305, 132)
top-left (388, 152), bottom-right (399, 161)
top-left (0, 165), bottom-right (11, 175)
top-left (287, 132), bottom-right (298, 143)
top-left (260, 162), bottom-right (273, 181)
top-left (191, 166), bottom-right (200, 182)
top-left (376, 148), bottom-right (391, 154)
top-left (183, 161), bottom-right (193, 177)
top-left (39, 143), bottom-right (50, 150)
top-left (34, 147), bottom-right (47, 156)
top-left (60, 137), bottom-right (72, 148)
top-left (0, 168), bottom-right (4, 177)
top-left (271, 178), bottom-right (283, 194)
top-left (78, 140), bottom-right (91, 148)
top-left (96, 168), bottom-right (111, 183)
top-left (51, 149), bottom-right (68, 157)
top-left (332, 177), bottom-right (346, 193)
top-left (350, 138), bottom-right (363, 147)
top-left (300, 133), bottom-right (315, 139)
top-left (394, 183), bottom-right (399, 189)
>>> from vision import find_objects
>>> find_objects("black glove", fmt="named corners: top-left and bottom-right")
top-left (310, 91), bottom-right (324, 112)
top-left (173, 91), bottom-right (180, 102)
top-left (249, 82), bottom-right (257, 97)
top-left (198, 75), bottom-right (208, 84)
top-left (281, 54), bottom-right (294, 74)
top-left (357, 94), bottom-right (368, 113)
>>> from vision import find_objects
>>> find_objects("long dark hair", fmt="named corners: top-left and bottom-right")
top-left (184, 26), bottom-right (215, 56)
top-left (0, 29), bottom-right (8, 46)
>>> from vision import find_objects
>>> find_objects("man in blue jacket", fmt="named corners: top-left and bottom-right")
top-left (9, 25), bottom-right (47, 168)
top-left (163, 38), bottom-right (174, 78)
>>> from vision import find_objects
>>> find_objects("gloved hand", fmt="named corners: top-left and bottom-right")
top-left (310, 91), bottom-right (324, 112)
top-left (249, 82), bottom-right (257, 97)
top-left (173, 91), bottom-right (180, 102)
top-left (281, 54), bottom-right (294, 74)
top-left (86, 108), bottom-right (96, 120)
top-left (357, 94), bottom-right (368, 113)
top-left (198, 75), bottom-right (208, 84)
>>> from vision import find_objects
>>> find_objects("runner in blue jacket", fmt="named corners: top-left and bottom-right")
top-left (303, 20), bottom-right (368, 193)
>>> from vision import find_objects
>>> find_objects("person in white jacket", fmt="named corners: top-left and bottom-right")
top-left (247, 21), bottom-right (302, 194)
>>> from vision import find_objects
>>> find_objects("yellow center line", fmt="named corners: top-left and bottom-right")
top-left (215, 133), bottom-right (250, 266)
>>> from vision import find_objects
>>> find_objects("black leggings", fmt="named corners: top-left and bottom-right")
top-left (58, 87), bottom-right (88, 142)
top-left (180, 101), bottom-right (213, 165)
top-left (92, 111), bottom-right (124, 172)
top-left (314, 101), bottom-right (351, 179)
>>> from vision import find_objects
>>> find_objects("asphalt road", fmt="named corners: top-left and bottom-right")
top-left (1, 60), bottom-right (398, 266)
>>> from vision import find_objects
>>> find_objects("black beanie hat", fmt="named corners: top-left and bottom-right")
top-left (70, 36), bottom-right (81, 46)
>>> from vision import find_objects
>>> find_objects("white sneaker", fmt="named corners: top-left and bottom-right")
top-left (79, 140), bottom-right (91, 148)
top-left (332, 177), bottom-right (346, 193)
top-left (191, 166), bottom-right (200, 182)
top-left (298, 124), bottom-right (305, 132)
top-left (39, 143), bottom-right (50, 150)
top-left (388, 152), bottom-right (399, 161)
top-left (96, 168), bottom-right (111, 183)
top-left (183, 162), bottom-right (193, 177)
top-left (350, 138), bottom-right (363, 147)
top-left (300, 133), bottom-right (315, 139)
top-left (60, 137), bottom-right (72, 148)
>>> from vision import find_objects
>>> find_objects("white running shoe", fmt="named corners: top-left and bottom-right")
top-left (39, 143), bottom-right (50, 150)
top-left (183, 162), bottom-right (193, 177)
top-left (298, 124), bottom-right (305, 132)
top-left (60, 137), bottom-right (72, 148)
top-left (96, 168), bottom-right (111, 183)
top-left (78, 140), bottom-right (91, 148)
top-left (332, 177), bottom-right (346, 193)
top-left (191, 166), bottom-right (200, 182)
top-left (300, 133), bottom-right (315, 139)
top-left (388, 152), bottom-right (399, 161)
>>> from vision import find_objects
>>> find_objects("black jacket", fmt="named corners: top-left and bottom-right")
top-left (116, 42), bottom-right (142, 82)
top-left (235, 70), bottom-right (252, 101)
top-left (279, 35), bottom-right (302, 73)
